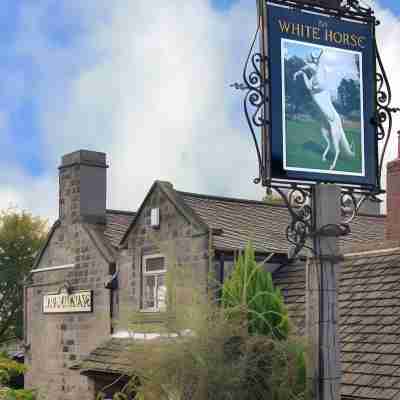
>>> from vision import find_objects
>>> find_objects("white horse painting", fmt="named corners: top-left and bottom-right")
top-left (293, 50), bottom-right (355, 171)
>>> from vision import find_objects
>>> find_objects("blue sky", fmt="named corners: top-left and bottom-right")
top-left (1, 0), bottom-right (400, 220)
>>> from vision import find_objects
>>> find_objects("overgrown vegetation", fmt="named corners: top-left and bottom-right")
top-left (98, 244), bottom-right (307, 400)
top-left (0, 354), bottom-right (35, 400)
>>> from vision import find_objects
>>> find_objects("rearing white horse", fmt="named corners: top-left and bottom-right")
top-left (294, 50), bottom-right (354, 171)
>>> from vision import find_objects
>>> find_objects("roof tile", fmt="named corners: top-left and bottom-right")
top-left (273, 248), bottom-right (400, 400)
top-left (104, 210), bottom-right (136, 247)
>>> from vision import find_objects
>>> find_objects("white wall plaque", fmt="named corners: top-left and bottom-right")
top-left (43, 290), bottom-right (93, 314)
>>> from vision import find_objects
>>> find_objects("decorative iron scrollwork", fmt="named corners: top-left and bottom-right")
top-left (374, 43), bottom-right (400, 184)
top-left (230, 21), bottom-right (267, 185)
top-left (232, 0), bottom-right (397, 257)
top-left (267, 0), bottom-right (375, 22)
top-left (274, 186), bottom-right (313, 257)
top-left (341, 0), bottom-right (373, 16)
top-left (340, 189), bottom-right (381, 224)
top-left (269, 185), bottom-right (361, 258)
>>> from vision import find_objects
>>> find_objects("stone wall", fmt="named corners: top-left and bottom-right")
top-left (116, 184), bottom-right (211, 331)
top-left (25, 223), bottom-right (111, 400)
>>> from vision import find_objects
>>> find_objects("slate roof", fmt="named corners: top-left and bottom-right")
top-left (78, 336), bottom-right (177, 376)
top-left (77, 338), bottom-right (135, 375)
top-left (178, 191), bottom-right (386, 255)
top-left (100, 185), bottom-right (385, 253)
top-left (274, 246), bottom-right (400, 400)
top-left (105, 209), bottom-right (136, 247)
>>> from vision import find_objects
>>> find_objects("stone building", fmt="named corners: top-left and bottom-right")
top-left (25, 149), bottom-right (391, 399)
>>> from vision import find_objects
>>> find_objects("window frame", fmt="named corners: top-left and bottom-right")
top-left (141, 254), bottom-right (166, 312)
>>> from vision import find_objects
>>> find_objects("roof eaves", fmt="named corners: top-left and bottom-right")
top-left (32, 219), bottom-right (61, 269)
top-left (119, 181), bottom-right (209, 246)
top-left (158, 182), bottom-right (209, 233)
top-left (82, 224), bottom-right (116, 264)
top-left (106, 209), bottom-right (137, 216)
top-left (119, 181), bottom-right (158, 246)
top-left (344, 246), bottom-right (400, 259)
top-left (176, 190), bottom-right (285, 208)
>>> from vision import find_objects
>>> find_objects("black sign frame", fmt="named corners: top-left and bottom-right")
top-left (264, 1), bottom-right (378, 190)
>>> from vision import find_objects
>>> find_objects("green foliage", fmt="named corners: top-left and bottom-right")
top-left (284, 56), bottom-right (314, 118)
top-left (263, 194), bottom-right (285, 206)
top-left (222, 244), bottom-right (289, 339)
top-left (103, 246), bottom-right (307, 400)
top-left (0, 209), bottom-right (47, 343)
top-left (285, 119), bottom-right (362, 174)
top-left (107, 309), bottom-right (306, 399)
top-left (336, 78), bottom-right (360, 117)
top-left (0, 355), bottom-right (25, 385)
top-left (0, 388), bottom-right (36, 400)
top-left (0, 354), bottom-right (35, 400)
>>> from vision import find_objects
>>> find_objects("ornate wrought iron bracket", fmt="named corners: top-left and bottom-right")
top-left (340, 188), bottom-right (381, 223)
top-left (374, 43), bottom-right (400, 185)
top-left (274, 185), bottom-right (314, 257)
top-left (230, 20), bottom-right (268, 185)
top-left (341, 0), bottom-right (373, 16)
top-left (265, 185), bottom-right (382, 258)
top-left (267, 0), bottom-right (375, 23)
top-left (232, 0), bottom-right (398, 258)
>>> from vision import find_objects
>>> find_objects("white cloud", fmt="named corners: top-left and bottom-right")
top-left (2, 0), bottom-right (400, 221)
top-left (6, 0), bottom-right (264, 220)
top-left (0, 165), bottom-right (57, 222)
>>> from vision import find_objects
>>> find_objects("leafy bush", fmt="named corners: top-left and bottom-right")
top-left (0, 355), bottom-right (36, 400)
top-left (0, 388), bottom-right (36, 400)
top-left (101, 244), bottom-right (306, 400)
top-left (222, 244), bottom-right (289, 339)
top-left (0, 356), bottom-right (25, 387)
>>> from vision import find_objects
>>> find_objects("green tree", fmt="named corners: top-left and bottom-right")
top-left (284, 56), bottom-right (314, 118)
top-left (336, 78), bottom-right (360, 117)
top-left (0, 209), bottom-right (47, 344)
top-left (222, 244), bottom-right (289, 339)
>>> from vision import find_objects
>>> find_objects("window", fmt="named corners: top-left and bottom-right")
top-left (142, 255), bottom-right (166, 312)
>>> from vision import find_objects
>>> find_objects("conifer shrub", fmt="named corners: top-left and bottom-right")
top-left (221, 244), bottom-right (289, 339)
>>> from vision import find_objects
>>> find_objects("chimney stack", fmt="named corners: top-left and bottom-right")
top-left (386, 134), bottom-right (400, 241)
top-left (59, 150), bottom-right (107, 225)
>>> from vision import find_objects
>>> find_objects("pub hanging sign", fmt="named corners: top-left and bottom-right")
top-left (266, 2), bottom-right (377, 187)
top-left (43, 290), bottom-right (93, 314)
